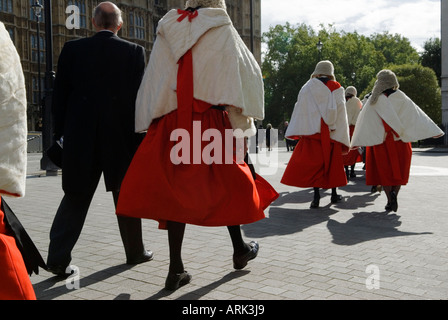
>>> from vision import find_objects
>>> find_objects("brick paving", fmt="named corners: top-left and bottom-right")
top-left (5, 146), bottom-right (448, 301)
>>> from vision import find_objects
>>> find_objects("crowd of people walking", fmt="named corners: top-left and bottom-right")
top-left (0, 0), bottom-right (445, 299)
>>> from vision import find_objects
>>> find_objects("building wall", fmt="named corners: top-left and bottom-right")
top-left (0, 0), bottom-right (261, 131)
top-left (442, 0), bottom-right (448, 144)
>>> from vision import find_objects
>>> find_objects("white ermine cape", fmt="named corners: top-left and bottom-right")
top-left (285, 79), bottom-right (350, 147)
top-left (0, 22), bottom-right (27, 198)
top-left (135, 8), bottom-right (264, 136)
top-left (351, 90), bottom-right (444, 148)
top-left (346, 97), bottom-right (362, 126)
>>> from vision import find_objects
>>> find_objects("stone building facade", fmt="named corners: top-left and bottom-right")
top-left (0, 0), bottom-right (261, 131)
top-left (442, 0), bottom-right (448, 144)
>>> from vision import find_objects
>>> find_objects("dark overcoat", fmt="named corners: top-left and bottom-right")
top-left (52, 31), bottom-right (145, 193)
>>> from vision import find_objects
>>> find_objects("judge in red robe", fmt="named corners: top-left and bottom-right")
top-left (351, 70), bottom-right (444, 212)
top-left (342, 86), bottom-right (363, 179)
top-left (281, 61), bottom-right (350, 208)
top-left (116, 0), bottom-right (278, 291)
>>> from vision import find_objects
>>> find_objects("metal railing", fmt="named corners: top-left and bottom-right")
top-left (27, 132), bottom-right (43, 153)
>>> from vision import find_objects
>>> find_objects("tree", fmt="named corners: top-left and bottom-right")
top-left (420, 38), bottom-right (441, 86)
top-left (262, 23), bottom-right (420, 126)
top-left (368, 32), bottom-right (420, 66)
top-left (392, 64), bottom-right (442, 125)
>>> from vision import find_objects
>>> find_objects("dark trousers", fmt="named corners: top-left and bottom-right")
top-left (47, 185), bottom-right (145, 268)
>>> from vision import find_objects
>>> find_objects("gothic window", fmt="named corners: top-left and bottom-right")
top-left (129, 12), bottom-right (145, 40)
top-left (0, 0), bottom-right (13, 13)
top-left (31, 34), bottom-right (45, 63)
top-left (8, 28), bottom-right (14, 42)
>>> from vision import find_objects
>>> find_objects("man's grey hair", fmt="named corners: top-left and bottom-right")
top-left (93, 2), bottom-right (123, 29)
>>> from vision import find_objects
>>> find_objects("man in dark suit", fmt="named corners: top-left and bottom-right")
top-left (47, 2), bottom-right (153, 276)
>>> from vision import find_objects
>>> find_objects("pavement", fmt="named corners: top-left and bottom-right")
top-left (5, 144), bottom-right (448, 301)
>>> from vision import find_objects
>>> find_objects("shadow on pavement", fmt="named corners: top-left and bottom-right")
top-left (327, 212), bottom-right (433, 246)
top-left (144, 270), bottom-right (250, 300)
top-left (242, 206), bottom-right (338, 238)
top-left (34, 264), bottom-right (134, 300)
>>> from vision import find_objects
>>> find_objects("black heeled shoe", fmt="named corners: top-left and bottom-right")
top-left (233, 241), bottom-right (259, 270)
top-left (385, 203), bottom-right (392, 211)
top-left (165, 271), bottom-right (192, 291)
top-left (331, 195), bottom-right (342, 204)
top-left (310, 199), bottom-right (320, 209)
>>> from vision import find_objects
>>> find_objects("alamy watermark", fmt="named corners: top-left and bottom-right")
top-left (66, 5), bottom-right (81, 30)
top-left (169, 122), bottom-right (279, 176)
top-left (365, 265), bottom-right (380, 290)
top-left (65, 265), bottom-right (80, 290)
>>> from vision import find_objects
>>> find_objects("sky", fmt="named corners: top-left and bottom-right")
top-left (261, 0), bottom-right (441, 52)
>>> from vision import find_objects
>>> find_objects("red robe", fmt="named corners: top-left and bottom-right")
top-left (343, 125), bottom-right (363, 166)
top-left (366, 121), bottom-right (412, 186)
top-left (117, 49), bottom-right (278, 229)
top-left (281, 80), bottom-right (348, 189)
top-left (0, 198), bottom-right (36, 300)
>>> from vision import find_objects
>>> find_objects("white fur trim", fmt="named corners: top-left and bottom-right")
top-left (135, 8), bottom-right (264, 132)
top-left (285, 79), bottom-right (350, 147)
top-left (0, 22), bottom-right (27, 198)
top-left (351, 90), bottom-right (445, 147)
top-left (346, 97), bottom-right (362, 126)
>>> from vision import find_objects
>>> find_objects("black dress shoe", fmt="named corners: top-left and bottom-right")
top-left (385, 203), bottom-right (392, 211)
top-left (165, 271), bottom-right (192, 291)
top-left (331, 195), bottom-right (343, 204)
top-left (126, 250), bottom-right (154, 265)
top-left (47, 265), bottom-right (77, 278)
top-left (233, 241), bottom-right (259, 270)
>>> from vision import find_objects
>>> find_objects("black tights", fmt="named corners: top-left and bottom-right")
top-left (167, 221), bottom-right (249, 274)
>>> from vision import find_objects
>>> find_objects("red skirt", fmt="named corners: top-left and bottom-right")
top-left (281, 121), bottom-right (347, 189)
top-left (0, 198), bottom-right (36, 300)
top-left (116, 103), bottom-right (278, 229)
top-left (366, 123), bottom-right (412, 186)
top-left (343, 125), bottom-right (363, 166)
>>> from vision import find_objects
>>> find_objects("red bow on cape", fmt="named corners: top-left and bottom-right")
top-left (177, 9), bottom-right (199, 22)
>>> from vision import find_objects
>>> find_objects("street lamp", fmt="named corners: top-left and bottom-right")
top-left (249, 0), bottom-right (259, 154)
top-left (39, 0), bottom-right (59, 176)
top-left (31, 0), bottom-right (43, 120)
top-left (316, 39), bottom-right (323, 61)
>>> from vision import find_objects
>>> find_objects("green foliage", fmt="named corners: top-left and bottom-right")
top-left (393, 65), bottom-right (442, 124)
top-left (262, 23), bottom-right (424, 127)
top-left (420, 38), bottom-right (441, 85)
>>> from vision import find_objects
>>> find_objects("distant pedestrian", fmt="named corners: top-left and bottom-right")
top-left (284, 121), bottom-right (293, 151)
top-left (0, 21), bottom-right (46, 300)
top-left (281, 60), bottom-right (350, 208)
top-left (266, 123), bottom-right (273, 151)
top-left (116, 0), bottom-right (278, 291)
top-left (351, 70), bottom-right (444, 212)
top-left (47, 2), bottom-right (153, 277)
top-left (343, 86), bottom-right (363, 180)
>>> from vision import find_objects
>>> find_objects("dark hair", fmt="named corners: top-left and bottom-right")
top-left (93, 3), bottom-right (123, 29)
